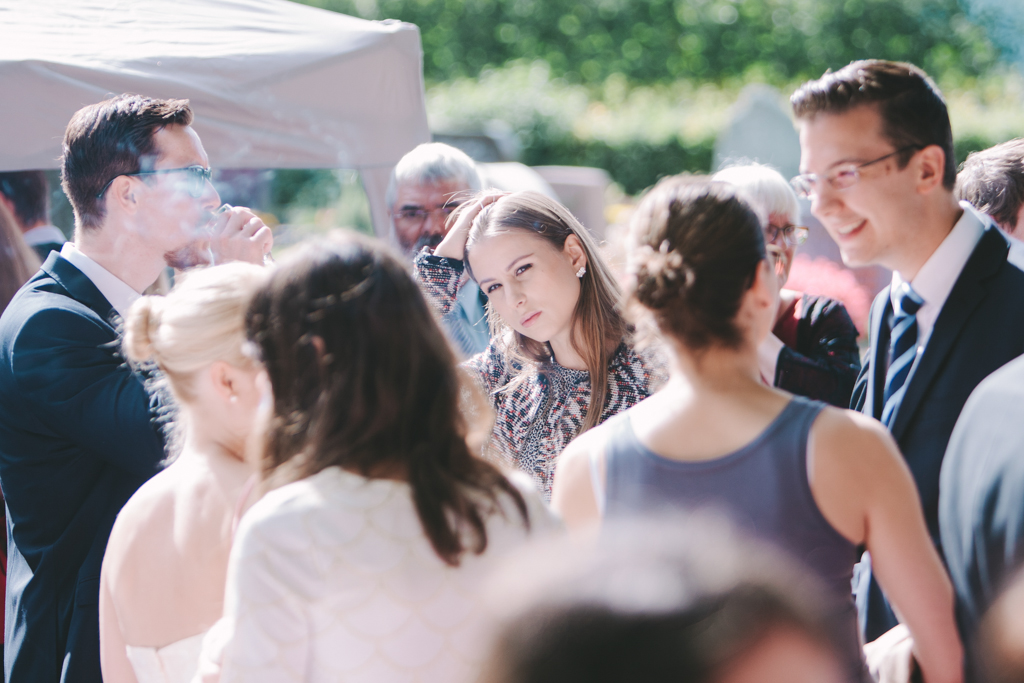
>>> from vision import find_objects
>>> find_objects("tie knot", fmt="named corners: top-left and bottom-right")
top-left (894, 282), bottom-right (924, 317)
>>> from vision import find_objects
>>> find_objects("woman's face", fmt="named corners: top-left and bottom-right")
top-left (468, 230), bottom-right (586, 348)
top-left (766, 212), bottom-right (799, 285)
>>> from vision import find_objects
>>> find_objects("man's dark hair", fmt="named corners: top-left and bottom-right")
top-left (791, 60), bottom-right (956, 190)
top-left (956, 138), bottom-right (1024, 231)
top-left (0, 171), bottom-right (49, 229)
top-left (61, 94), bottom-right (193, 230)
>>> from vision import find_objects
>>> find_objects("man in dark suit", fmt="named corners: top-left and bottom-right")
top-left (0, 94), bottom-right (272, 682)
top-left (0, 171), bottom-right (66, 262)
top-left (940, 354), bottom-right (1024, 681)
top-left (790, 60), bottom-right (1024, 643)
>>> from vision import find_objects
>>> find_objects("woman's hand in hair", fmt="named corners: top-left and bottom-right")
top-left (433, 191), bottom-right (505, 260)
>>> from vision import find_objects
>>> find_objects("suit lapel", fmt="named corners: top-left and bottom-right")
top-left (39, 252), bottom-right (118, 330)
top-left (889, 227), bottom-right (1009, 439)
top-left (866, 288), bottom-right (892, 420)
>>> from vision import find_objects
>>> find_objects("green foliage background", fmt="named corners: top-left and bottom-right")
top-left (289, 0), bottom-right (1023, 197)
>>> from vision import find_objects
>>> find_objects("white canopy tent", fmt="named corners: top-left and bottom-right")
top-left (0, 0), bottom-right (431, 235)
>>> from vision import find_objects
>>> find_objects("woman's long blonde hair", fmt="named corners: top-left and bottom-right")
top-left (463, 191), bottom-right (626, 434)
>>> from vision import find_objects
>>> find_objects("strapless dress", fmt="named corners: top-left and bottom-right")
top-left (125, 631), bottom-right (206, 683)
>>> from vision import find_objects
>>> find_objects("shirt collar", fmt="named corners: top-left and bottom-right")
top-left (60, 243), bottom-right (142, 318)
top-left (22, 224), bottom-right (67, 247)
top-left (891, 202), bottom-right (988, 309)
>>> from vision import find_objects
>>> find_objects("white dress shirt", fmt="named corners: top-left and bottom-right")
top-left (891, 202), bottom-right (988, 353)
top-left (60, 243), bottom-right (141, 318)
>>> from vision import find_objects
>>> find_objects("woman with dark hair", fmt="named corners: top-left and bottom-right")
top-left (0, 200), bottom-right (40, 313)
top-left (551, 177), bottom-right (962, 683)
top-left (480, 517), bottom-right (850, 683)
top-left (204, 234), bottom-right (556, 683)
top-left (0, 201), bottom-right (38, 657)
top-left (415, 191), bottom-right (661, 499)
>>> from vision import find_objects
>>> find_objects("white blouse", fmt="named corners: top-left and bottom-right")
top-left (201, 466), bottom-right (558, 683)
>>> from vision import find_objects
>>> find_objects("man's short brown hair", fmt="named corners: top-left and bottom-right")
top-left (955, 138), bottom-right (1024, 231)
top-left (61, 94), bottom-right (193, 230)
top-left (791, 60), bottom-right (956, 190)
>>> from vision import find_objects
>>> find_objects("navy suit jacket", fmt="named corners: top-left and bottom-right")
top-left (0, 253), bottom-right (166, 682)
top-left (853, 225), bottom-right (1024, 546)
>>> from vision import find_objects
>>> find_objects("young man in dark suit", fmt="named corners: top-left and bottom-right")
top-left (0, 95), bottom-right (271, 682)
top-left (791, 61), bottom-right (1024, 643)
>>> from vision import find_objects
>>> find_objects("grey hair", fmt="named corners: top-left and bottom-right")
top-left (385, 142), bottom-right (482, 210)
top-left (713, 162), bottom-right (800, 226)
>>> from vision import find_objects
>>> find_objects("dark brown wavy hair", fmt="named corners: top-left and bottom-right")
top-left (245, 233), bottom-right (529, 566)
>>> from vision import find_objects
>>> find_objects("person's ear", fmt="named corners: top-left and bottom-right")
top-left (915, 145), bottom-right (946, 194)
top-left (563, 234), bottom-right (588, 272)
top-left (109, 176), bottom-right (139, 216)
top-left (208, 361), bottom-right (237, 403)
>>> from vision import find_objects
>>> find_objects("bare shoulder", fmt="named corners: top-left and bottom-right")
top-left (808, 406), bottom-right (906, 485)
top-left (559, 417), bottom-right (615, 471)
top-left (104, 465), bottom-right (182, 573)
top-left (811, 406), bottom-right (897, 454)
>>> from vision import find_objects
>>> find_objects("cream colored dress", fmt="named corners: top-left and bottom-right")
top-left (199, 467), bottom-right (557, 683)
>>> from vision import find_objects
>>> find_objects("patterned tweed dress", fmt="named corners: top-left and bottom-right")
top-left (414, 248), bottom-right (662, 499)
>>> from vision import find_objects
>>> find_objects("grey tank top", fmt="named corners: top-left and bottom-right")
top-left (604, 396), bottom-right (866, 680)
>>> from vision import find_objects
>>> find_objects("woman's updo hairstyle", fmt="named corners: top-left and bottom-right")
top-left (123, 262), bottom-right (267, 402)
top-left (628, 176), bottom-right (766, 351)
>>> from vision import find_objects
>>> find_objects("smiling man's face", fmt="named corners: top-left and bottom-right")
top-left (798, 105), bottom-right (923, 274)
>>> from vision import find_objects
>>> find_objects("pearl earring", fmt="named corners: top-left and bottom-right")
top-left (576, 266), bottom-right (586, 278)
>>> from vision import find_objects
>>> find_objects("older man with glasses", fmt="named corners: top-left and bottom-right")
top-left (387, 142), bottom-right (490, 357)
top-left (714, 162), bottom-right (861, 408)
top-left (0, 94), bottom-right (271, 683)
top-left (792, 60), bottom-right (1024, 651)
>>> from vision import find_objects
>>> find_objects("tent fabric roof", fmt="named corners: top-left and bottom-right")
top-left (0, 0), bottom-right (430, 172)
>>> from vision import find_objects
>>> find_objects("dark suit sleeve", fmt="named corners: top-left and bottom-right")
top-left (9, 305), bottom-right (165, 477)
top-left (774, 296), bottom-right (861, 407)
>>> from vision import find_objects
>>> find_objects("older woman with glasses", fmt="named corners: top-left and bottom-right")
top-left (714, 163), bottom-right (861, 407)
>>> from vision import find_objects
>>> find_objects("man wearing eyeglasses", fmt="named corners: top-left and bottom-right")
top-left (387, 142), bottom-right (490, 357)
top-left (0, 94), bottom-right (271, 683)
top-left (791, 60), bottom-right (1024, 648)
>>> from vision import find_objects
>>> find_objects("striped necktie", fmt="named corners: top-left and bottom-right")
top-left (881, 282), bottom-right (924, 427)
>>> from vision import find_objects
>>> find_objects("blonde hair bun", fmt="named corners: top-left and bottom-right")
top-left (123, 296), bottom-right (164, 364)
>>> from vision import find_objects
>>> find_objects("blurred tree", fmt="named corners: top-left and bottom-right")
top-left (297, 0), bottom-right (1000, 86)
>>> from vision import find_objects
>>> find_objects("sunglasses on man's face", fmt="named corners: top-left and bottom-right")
top-left (95, 165), bottom-right (213, 199)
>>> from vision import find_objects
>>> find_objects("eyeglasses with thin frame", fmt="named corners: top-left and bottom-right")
top-left (393, 203), bottom-right (462, 226)
top-left (95, 165), bottom-right (213, 199)
top-left (790, 146), bottom-right (920, 199)
top-left (766, 222), bottom-right (809, 248)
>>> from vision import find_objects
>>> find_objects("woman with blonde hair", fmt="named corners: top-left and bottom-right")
top-left (415, 191), bottom-right (661, 499)
top-left (99, 262), bottom-right (266, 683)
top-left (552, 177), bottom-right (962, 683)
